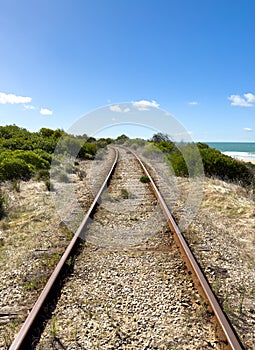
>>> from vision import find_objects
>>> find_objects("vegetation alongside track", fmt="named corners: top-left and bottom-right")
top-left (0, 127), bottom-right (254, 348)
top-left (0, 125), bottom-right (111, 182)
top-left (0, 126), bottom-right (254, 217)
top-left (146, 133), bottom-right (255, 187)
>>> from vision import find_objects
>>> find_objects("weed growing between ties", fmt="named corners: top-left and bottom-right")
top-left (120, 188), bottom-right (130, 199)
top-left (51, 316), bottom-right (58, 339)
top-left (3, 321), bottom-right (19, 348)
top-left (140, 176), bottom-right (150, 183)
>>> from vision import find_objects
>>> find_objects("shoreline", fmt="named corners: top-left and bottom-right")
top-left (229, 156), bottom-right (255, 164)
top-left (239, 158), bottom-right (255, 164)
top-left (221, 152), bottom-right (255, 164)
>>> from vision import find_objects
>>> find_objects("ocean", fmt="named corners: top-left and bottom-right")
top-left (206, 142), bottom-right (255, 161)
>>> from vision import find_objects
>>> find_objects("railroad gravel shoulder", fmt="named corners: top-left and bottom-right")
top-left (174, 177), bottom-right (255, 350)
top-left (0, 149), bottom-right (114, 349)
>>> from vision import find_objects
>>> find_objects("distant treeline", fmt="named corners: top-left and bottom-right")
top-left (0, 126), bottom-right (254, 189)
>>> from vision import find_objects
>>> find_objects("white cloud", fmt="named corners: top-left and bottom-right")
top-left (109, 105), bottom-right (130, 113)
top-left (188, 101), bottom-right (198, 105)
top-left (0, 92), bottom-right (32, 104)
top-left (23, 104), bottom-right (36, 110)
top-left (244, 127), bottom-right (253, 132)
top-left (132, 100), bottom-right (160, 111)
top-left (40, 108), bottom-right (53, 115)
top-left (109, 105), bottom-right (122, 112)
top-left (228, 93), bottom-right (255, 107)
top-left (244, 93), bottom-right (255, 103)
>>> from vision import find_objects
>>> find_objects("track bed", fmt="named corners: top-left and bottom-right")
top-left (35, 148), bottom-right (224, 349)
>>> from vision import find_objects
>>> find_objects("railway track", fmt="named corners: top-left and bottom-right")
top-left (9, 146), bottom-right (243, 349)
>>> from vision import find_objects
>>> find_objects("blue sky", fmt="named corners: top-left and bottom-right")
top-left (0, 0), bottom-right (255, 141)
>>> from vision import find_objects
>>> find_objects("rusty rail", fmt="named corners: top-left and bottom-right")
top-left (130, 147), bottom-right (243, 350)
top-left (9, 147), bottom-right (119, 350)
top-left (10, 145), bottom-right (243, 349)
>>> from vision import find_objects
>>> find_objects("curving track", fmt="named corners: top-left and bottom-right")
top-left (10, 146), bottom-right (243, 350)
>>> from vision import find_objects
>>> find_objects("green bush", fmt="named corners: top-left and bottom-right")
top-left (78, 143), bottom-right (97, 159)
top-left (0, 158), bottom-right (32, 181)
top-left (11, 150), bottom-right (50, 170)
top-left (198, 146), bottom-right (253, 186)
top-left (33, 149), bottom-right (52, 164)
top-left (167, 150), bottom-right (188, 177)
top-left (0, 150), bottom-right (51, 183)
top-left (140, 176), bottom-right (150, 183)
top-left (151, 135), bottom-right (254, 187)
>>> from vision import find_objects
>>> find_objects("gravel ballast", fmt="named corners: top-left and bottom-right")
top-left (35, 148), bottom-right (224, 349)
top-left (0, 145), bottom-right (254, 349)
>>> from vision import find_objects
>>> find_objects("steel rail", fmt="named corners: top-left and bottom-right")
top-left (10, 145), bottom-right (243, 349)
top-left (130, 148), bottom-right (243, 350)
top-left (9, 147), bottom-right (119, 350)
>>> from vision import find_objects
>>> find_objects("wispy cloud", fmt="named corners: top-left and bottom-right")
top-left (0, 92), bottom-right (32, 104)
top-left (228, 93), bottom-right (255, 107)
top-left (244, 127), bottom-right (253, 132)
top-left (132, 100), bottom-right (159, 111)
top-left (40, 108), bottom-right (53, 115)
top-left (109, 105), bottom-right (130, 113)
top-left (109, 105), bottom-right (121, 112)
top-left (188, 101), bottom-right (198, 105)
top-left (23, 104), bottom-right (36, 110)
top-left (244, 93), bottom-right (255, 103)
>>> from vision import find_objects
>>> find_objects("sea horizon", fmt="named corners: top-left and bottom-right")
top-left (205, 142), bottom-right (255, 161)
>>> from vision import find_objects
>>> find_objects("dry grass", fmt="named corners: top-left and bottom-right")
top-left (202, 178), bottom-right (254, 217)
top-left (0, 172), bottom-right (86, 347)
top-left (175, 176), bottom-right (255, 349)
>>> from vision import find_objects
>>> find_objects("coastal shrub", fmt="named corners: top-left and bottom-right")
top-left (33, 149), bottom-right (52, 164)
top-left (11, 150), bottom-right (50, 170)
top-left (167, 150), bottom-right (188, 177)
top-left (0, 151), bottom-right (50, 183)
top-left (167, 144), bottom-right (254, 186)
top-left (198, 146), bottom-right (254, 186)
top-left (78, 143), bottom-right (97, 159)
top-left (0, 158), bottom-right (32, 181)
top-left (150, 134), bottom-right (254, 187)
top-left (142, 144), bottom-right (162, 159)
top-left (56, 136), bottom-right (81, 155)
top-left (155, 141), bottom-right (175, 153)
top-left (0, 125), bottom-right (64, 153)
top-left (116, 134), bottom-right (129, 144)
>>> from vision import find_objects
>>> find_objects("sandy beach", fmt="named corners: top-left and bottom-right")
top-left (237, 157), bottom-right (255, 164)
